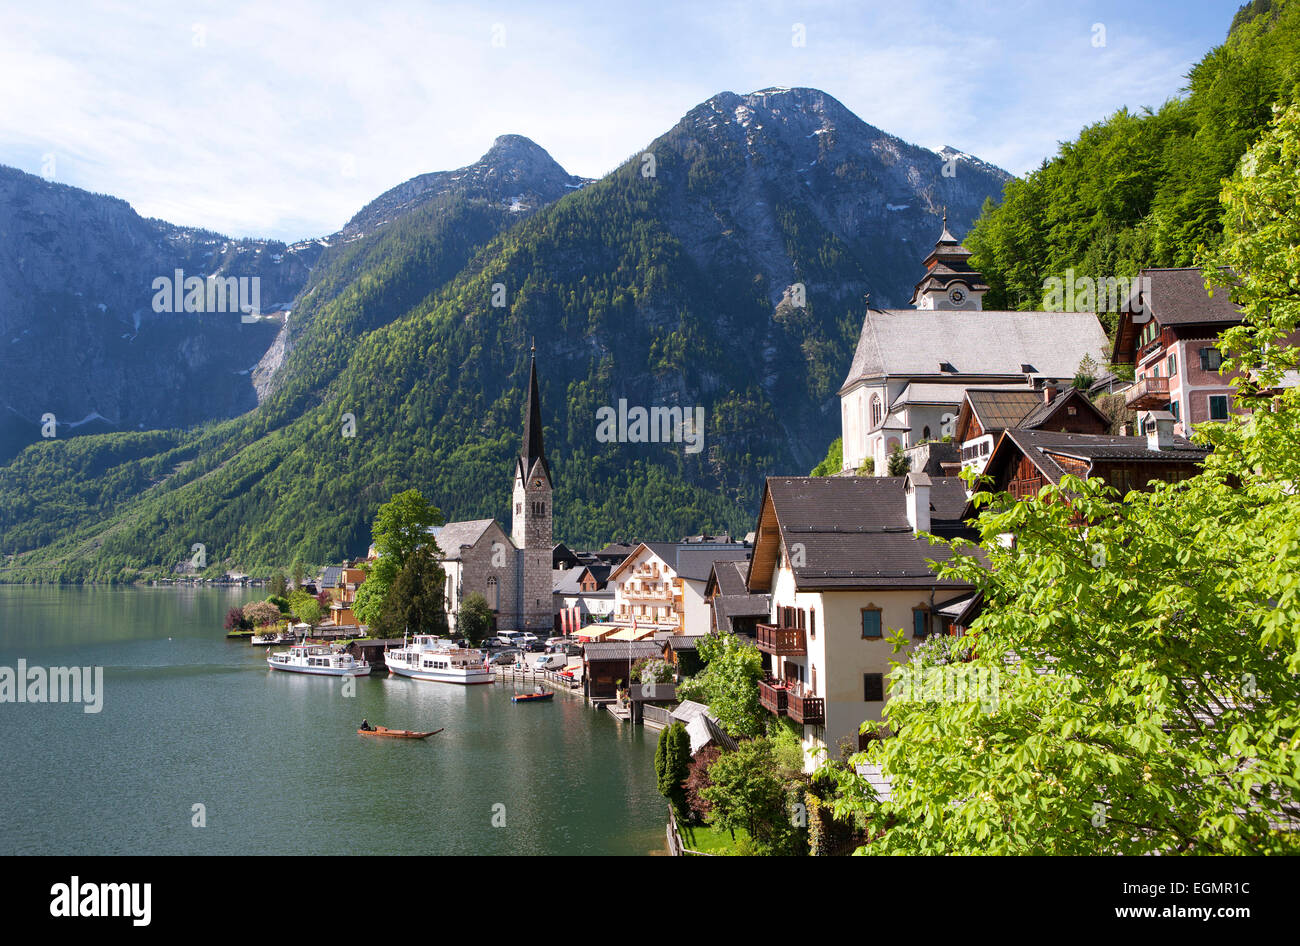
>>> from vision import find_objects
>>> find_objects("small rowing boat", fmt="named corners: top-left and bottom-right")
top-left (357, 726), bottom-right (444, 739)
top-left (512, 691), bottom-right (554, 703)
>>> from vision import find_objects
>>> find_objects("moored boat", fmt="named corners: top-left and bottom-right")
top-left (267, 643), bottom-right (372, 676)
top-left (357, 726), bottom-right (443, 739)
top-left (512, 690), bottom-right (554, 703)
top-left (385, 635), bottom-right (492, 685)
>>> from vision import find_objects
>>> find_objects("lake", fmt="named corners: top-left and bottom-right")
top-left (0, 586), bottom-right (666, 855)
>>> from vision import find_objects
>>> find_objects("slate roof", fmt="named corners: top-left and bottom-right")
top-left (888, 382), bottom-right (972, 409)
top-left (674, 545), bottom-right (751, 582)
top-left (430, 519), bottom-right (498, 560)
top-left (664, 635), bottom-right (705, 651)
top-left (1126, 268), bottom-right (1242, 327)
top-left (749, 476), bottom-right (979, 592)
top-left (582, 641), bottom-right (664, 662)
top-left (552, 565), bottom-right (587, 595)
top-left (1001, 429), bottom-right (1209, 485)
top-left (841, 310), bottom-right (1109, 393)
top-left (966, 388), bottom-right (1045, 432)
top-left (318, 565), bottom-right (344, 589)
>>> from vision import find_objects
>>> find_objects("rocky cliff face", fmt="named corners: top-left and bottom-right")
top-left (0, 165), bottom-right (322, 459)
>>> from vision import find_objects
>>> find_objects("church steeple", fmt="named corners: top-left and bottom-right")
top-left (518, 339), bottom-right (550, 484)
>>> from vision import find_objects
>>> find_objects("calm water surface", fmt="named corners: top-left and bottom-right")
top-left (0, 586), bottom-right (665, 855)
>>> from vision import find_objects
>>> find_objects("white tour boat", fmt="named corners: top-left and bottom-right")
top-left (385, 635), bottom-right (492, 685)
top-left (267, 643), bottom-right (372, 676)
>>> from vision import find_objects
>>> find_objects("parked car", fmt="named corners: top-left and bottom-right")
top-left (532, 653), bottom-right (567, 671)
top-left (517, 633), bottom-right (539, 646)
top-left (496, 631), bottom-right (524, 647)
top-left (489, 650), bottom-right (520, 666)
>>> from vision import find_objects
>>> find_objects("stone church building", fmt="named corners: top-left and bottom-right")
top-left (838, 220), bottom-right (1110, 474)
top-left (437, 350), bottom-right (555, 634)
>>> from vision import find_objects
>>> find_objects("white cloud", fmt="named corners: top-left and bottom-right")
top-left (0, 0), bottom-right (1218, 240)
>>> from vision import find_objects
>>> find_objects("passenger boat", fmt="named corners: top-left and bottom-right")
top-left (385, 635), bottom-right (492, 685)
top-left (266, 643), bottom-right (372, 676)
top-left (250, 631), bottom-right (279, 645)
top-left (512, 690), bottom-right (554, 703)
top-left (357, 726), bottom-right (444, 739)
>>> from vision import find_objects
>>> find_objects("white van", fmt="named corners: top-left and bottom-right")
top-left (532, 652), bottom-right (567, 672)
top-left (496, 631), bottom-right (525, 647)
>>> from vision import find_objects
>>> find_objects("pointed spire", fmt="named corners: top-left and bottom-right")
top-left (520, 344), bottom-right (550, 483)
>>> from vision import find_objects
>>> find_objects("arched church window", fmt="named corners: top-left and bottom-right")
top-left (923, 425), bottom-right (931, 440)
top-left (870, 394), bottom-right (883, 429)
top-left (487, 577), bottom-right (499, 611)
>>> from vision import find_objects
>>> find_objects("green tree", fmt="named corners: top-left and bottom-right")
top-left (886, 445), bottom-right (910, 476)
top-left (823, 102), bottom-right (1300, 855)
top-left (702, 739), bottom-right (805, 854)
top-left (655, 722), bottom-right (691, 819)
top-left (375, 546), bottom-right (449, 637)
top-left (456, 592), bottom-right (494, 646)
top-left (810, 437), bottom-right (842, 476)
top-left (678, 633), bottom-right (765, 738)
top-left (352, 569), bottom-right (387, 630)
top-left (270, 571), bottom-right (288, 597)
top-left (373, 489), bottom-right (445, 573)
top-left (288, 589), bottom-right (323, 628)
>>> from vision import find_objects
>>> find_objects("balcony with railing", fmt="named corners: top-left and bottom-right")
top-left (786, 685), bottom-right (825, 725)
top-left (756, 623), bottom-right (807, 656)
top-left (758, 677), bottom-right (788, 716)
top-left (1125, 375), bottom-right (1171, 410)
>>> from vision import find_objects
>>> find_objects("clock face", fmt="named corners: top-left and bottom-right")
top-left (532, 478), bottom-right (543, 487)
top-left (948, 286), bottom-right (968, 305)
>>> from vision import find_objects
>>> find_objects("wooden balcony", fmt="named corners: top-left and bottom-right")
top-left (758, 678), bottom-right (787, 715)
top-left (1125, 375), bottom-right (1170, 410)
top-left (786, 688), bottom-right (825, 725)
top-left (756, 623), bottom-right (807, 656)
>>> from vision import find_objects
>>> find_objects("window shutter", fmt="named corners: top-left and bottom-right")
top-left (863, 673), bottom-right (884, 701)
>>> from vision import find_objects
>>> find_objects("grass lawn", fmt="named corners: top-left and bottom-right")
top-left (679, 822), bottom-right (751, 855)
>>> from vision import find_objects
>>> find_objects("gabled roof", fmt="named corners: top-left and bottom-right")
top-left (430, 519), bottom-right (501, 560)
top-left (1018, 387), bottom-right (1110, 431)
top-left (964, 388), bottom-right (1045, 433)
top-left (982, 428), bottom-right (1209, 494)
top-left (1112, 268), bottom-right (1243, 363)
top-left (706, 560), bottom-right (750, 598)
top-left (746, 476), bottom-right (979, 593)
top-left (841, 310), bottom-right (1109, 393)
top-left (582, 641), bottom-right (663, 662)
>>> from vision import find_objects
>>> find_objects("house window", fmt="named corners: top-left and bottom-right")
top-left (861, 607), bottom-right (882, 639)
top-left (1170, 400), bottom-right (1180, 420)
top-left (1209, 395), bottom-right (1230, 421)
top-left (923, 425), bottom-right (931, 440)
top-left (912, 608), bottom-right (929, 639)
top-left (1166, 353), bottom-right (1177, 377)
top-left (863, 673), bottom-right (884, 702)
top-left (1200, 347), bottom-right (1222, 371)
top-left (809, 608), bottom-right (816, 639)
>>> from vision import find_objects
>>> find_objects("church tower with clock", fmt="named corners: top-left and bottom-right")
top-left (907, 212), bottom-right (989, 310)
top-left (511, 343), bottom-right (554, 632)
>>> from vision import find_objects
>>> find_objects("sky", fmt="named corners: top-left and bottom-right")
top-left (0, 0), bottom-right (1244, 242)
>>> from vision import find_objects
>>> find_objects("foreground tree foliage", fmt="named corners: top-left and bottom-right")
top-left (678, 633), bottom-right (765, 738)
top-left (655, 723), bottom-right (692, 820)
top-left (826, 102), bottom-right (1300, 855)
top-left (353, 489), bottom-right (445, 631)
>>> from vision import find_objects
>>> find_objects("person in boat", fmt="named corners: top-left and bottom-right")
top-left (360, 718), bottom-right (372, 731)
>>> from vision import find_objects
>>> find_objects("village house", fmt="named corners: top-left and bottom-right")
top-left (582, 640), bottom-right (664, 701)
top-left (605, 539), bottom-right (752, 637)
top-left (704, 559), bottom-right (770, 636)
top-left (1112, 267), bottom-right (1248, 438)
top-left (745, 474), bottom-right (979, 771)
top-left (954, 383), bottom-right (1111, 474)
top-left (972, 418), bottom-right (1210, 505)
top-left (838, 223), bottom-right (1110, 474)
top-left (552, 562), bottom-right (615, 634)
top-left (433, 348), bottom-right (556, 634)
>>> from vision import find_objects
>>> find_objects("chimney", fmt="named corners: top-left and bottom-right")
top-left (1042, 384), bottom-right (1058, 404)
top-left (1144, 411), bottom-right (1176, 451)
top-left (905, 471), bottom-right (932, 534)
